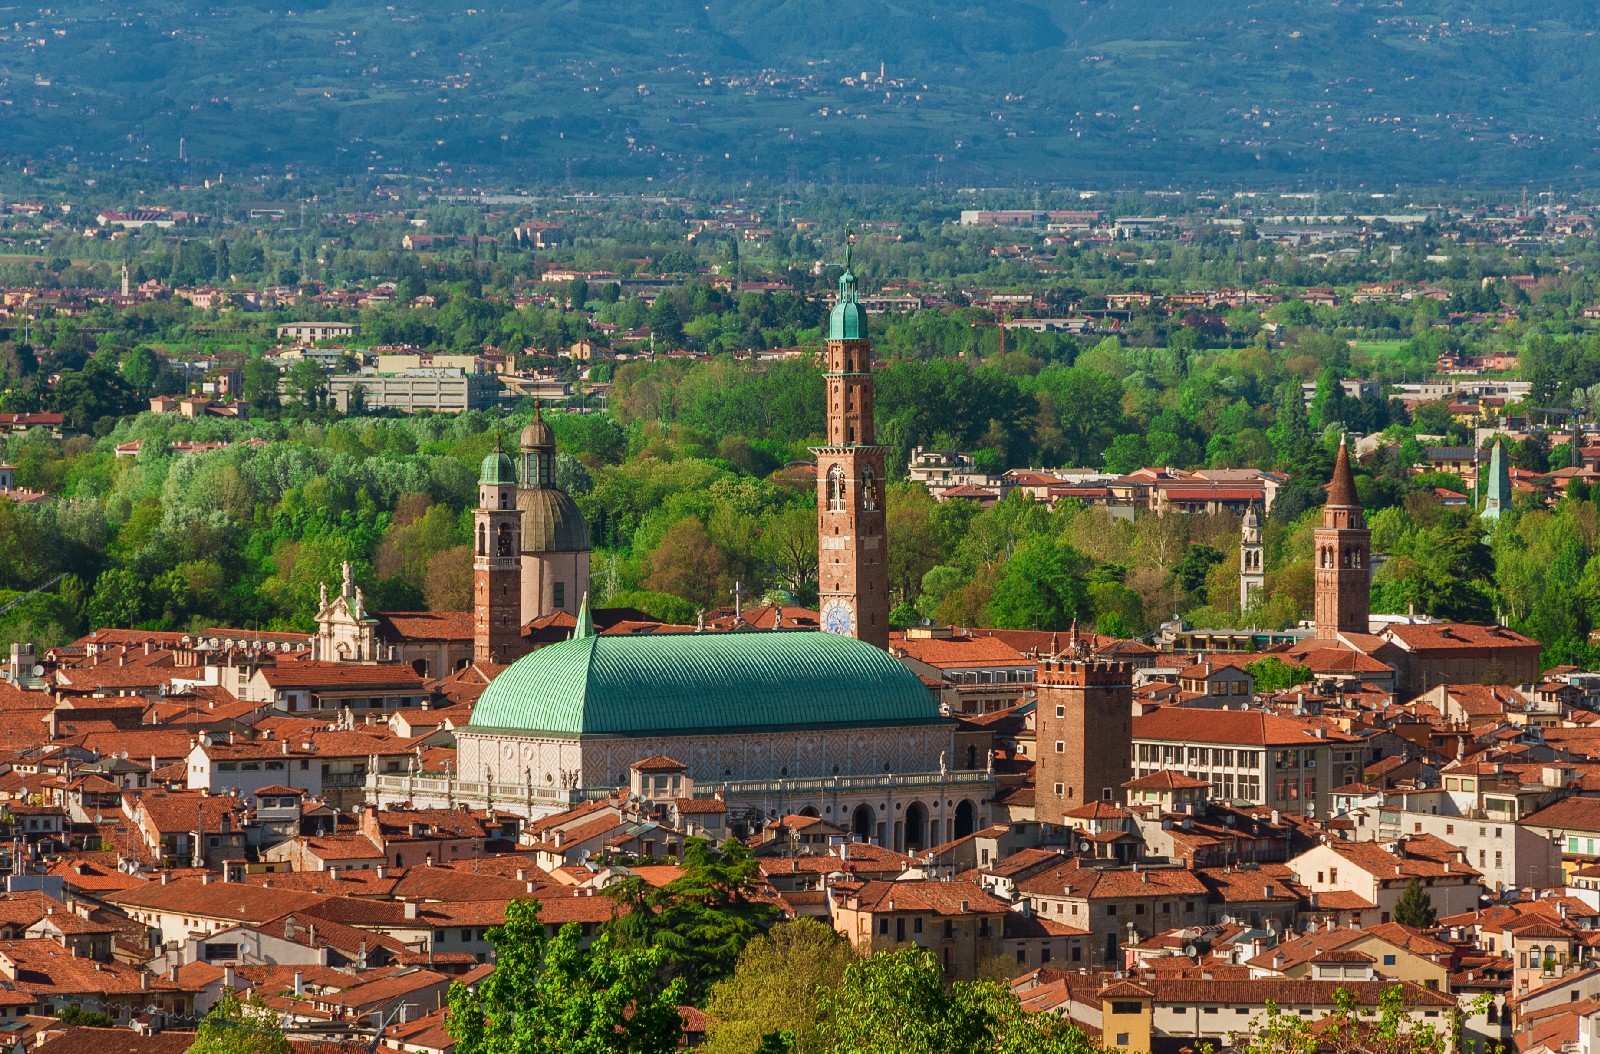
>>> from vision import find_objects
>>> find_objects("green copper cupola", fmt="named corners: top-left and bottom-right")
top-left (479, 438), bottom-right (517, 487)
top-left (828, 232), bottom-right (869, 341)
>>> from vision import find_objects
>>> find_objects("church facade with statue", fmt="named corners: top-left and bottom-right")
top-left (312, 403), bottom-right (594, 675)
top-left (367, 243), bottom-right (998, 849)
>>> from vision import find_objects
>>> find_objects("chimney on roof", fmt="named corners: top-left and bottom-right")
top-left (223, 965), bottom-right (236, 991)
top-left (293, 971), bottom-right (304, 996)
top-left (140, 971), bottom-right (150, 991)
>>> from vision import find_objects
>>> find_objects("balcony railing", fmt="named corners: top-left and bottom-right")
top-left (368, 768), bottom-right (994, 807)
top-left (708, 769), bottom-right (994, 798)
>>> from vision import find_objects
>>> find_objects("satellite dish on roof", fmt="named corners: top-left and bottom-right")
top-left (30, 666), bottom-right (42, 677)
top-left (1078, 840), bottom-right (1092, 855)
top-left (1183, 943), bottom-right (1200, 957)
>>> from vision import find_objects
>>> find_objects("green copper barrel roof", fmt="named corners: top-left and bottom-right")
top-left (468, 630), bottom-right (940, 737)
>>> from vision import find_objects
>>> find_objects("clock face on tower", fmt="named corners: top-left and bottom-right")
top-left (821, 599), bottom-right (854, 636)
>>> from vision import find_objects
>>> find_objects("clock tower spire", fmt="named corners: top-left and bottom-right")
top-left (815, 232), bottom-right (889, 648)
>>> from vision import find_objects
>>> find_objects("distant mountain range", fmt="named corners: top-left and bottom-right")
top-left (5, 0), bottom-right (1600, 186)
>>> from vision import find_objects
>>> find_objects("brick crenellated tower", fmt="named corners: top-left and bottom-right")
top-left (1033, 656), bottom-right (1133, 824)
top-left (1313, 436), bottom-right (1370, 639)
top-left (474, 442), bottom-right (524, 664)
top-left (814, 234), bottom-right (889, 649)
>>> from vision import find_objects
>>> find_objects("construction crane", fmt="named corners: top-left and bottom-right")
top-left (0, 574), bottom-right (64, 620)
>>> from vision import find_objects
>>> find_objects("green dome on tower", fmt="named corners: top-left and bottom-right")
top-left (479, 442), bottom-right (516, 486)
top-left (828, 234), bottom-right (868, 341)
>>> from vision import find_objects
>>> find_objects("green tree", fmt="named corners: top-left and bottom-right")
top-left (119, 346), bottom-right (161, 395)
top-left (987, 536), bottom-right (1089, 630)
top-left (702, 919), bottom-right (855, 1054)
top-left (242, 358), bottom-right (282, 412)
top-left (822, 948), bottom-right (1101, 1054)
top-left (189, 989), bottom-right (291, 1054)
top-left (87, 568), bottom-right (148, 628)
top-left (283, 359), bottom-right (329, 411)
top-left (1393, 877), bottom-right (1437, 929)
top-left (55, 1006), bottom-right (114, 1027)
top-left (607, 838), bottom-right (778, 1002)
top-left (448, 900), bottom-right (684, 1054)
top-left (1244, 657), bottom-right (1313, 692)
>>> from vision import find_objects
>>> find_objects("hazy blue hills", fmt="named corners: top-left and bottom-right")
top-left (3, 0), bottom-right (1599, 186)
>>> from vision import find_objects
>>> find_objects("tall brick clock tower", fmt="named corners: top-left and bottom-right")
top-left (474, 441), bottom-right (523, 664)
top-left (815, 235), bottom-right (889, 649)
top-left (1313, 436), bottom-right (1370, 639)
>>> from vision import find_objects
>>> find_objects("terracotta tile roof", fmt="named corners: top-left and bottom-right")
top-left (980, 848), bottom-right (1074, 880)
top-left (373, 611), bottom-right (474, 643)
top-left (1134, 706), bottom-right (1358, 746)
top-left (1016, 861), bottom-right (1209, 900)
top-left (388, 866), bottom-right (549, 903)
top-left (254, 910), bottom-right (411, 959)
top-left (106, 877), bottom-right (329, 923)
top-left (1323, 837), bottom-right (1481, 881)
top-left (291, 833), bottom-right (385, 862)
top-left (1139, 976), bottom-right (1453, 1008)
top-left (889, 636), bottom-right (1031, 670)
top-left (259, 662), bottom-right (426, 690)
top-left (126, 789), bottom-right (247, 834)
top-left (1198, 868), bottom-right (1299, 904)
top-left (1123, 770), bottom-right (1211, 791)
top-left (78, 729), bottom-right (196, 762)
top-left (837, 879), bottom-right (1008, 916)
top-left (630, 755), bottom-right (687, 773)
top-left (0, 939), bottom-right (167, 997)
top-left (1522, 796), bottom-right (1600, 833)
top-left (47, 855), bottom-right (146, 895)
top-left (243, 870), bottom-right (398, 897)
top-left (315, 968), bottom-right (450, 1011)
top-left (674, 797), bottom-right (726, 815)
top-left (31, 1028), bottom-right (198, 1054)
top-left (1004, 913), bottom-right (1089, 938)
top-left (1383, 623), bottom-right (1539, 652)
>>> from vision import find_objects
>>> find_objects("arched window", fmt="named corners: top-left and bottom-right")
top-left (476, 523), bottom-right (486, 556)
top-left (861, 467), bottom-right (878, 511)
top-left (827, 466), bottom-right (846, 513)
top-left (497, 522), bottom-right (513, 557)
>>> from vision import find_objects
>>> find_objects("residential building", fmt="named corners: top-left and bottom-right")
top-left (1132, 707), bottom-right (1361, 818)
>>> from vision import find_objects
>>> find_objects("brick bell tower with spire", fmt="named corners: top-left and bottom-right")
top-left (814, 233), bottom-right (889, 649)
top-left (474, 440), bottom-right (523, 664)
top-left (1313, 436), bottom-right (1370, 639)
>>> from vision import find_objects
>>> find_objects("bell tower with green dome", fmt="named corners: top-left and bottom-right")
top-left (517, 402), bottom-right (591, 624)
top-left (474, 440), bottom-right (523, 664)
top-left (814, 232), bottom-right (889, 649)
